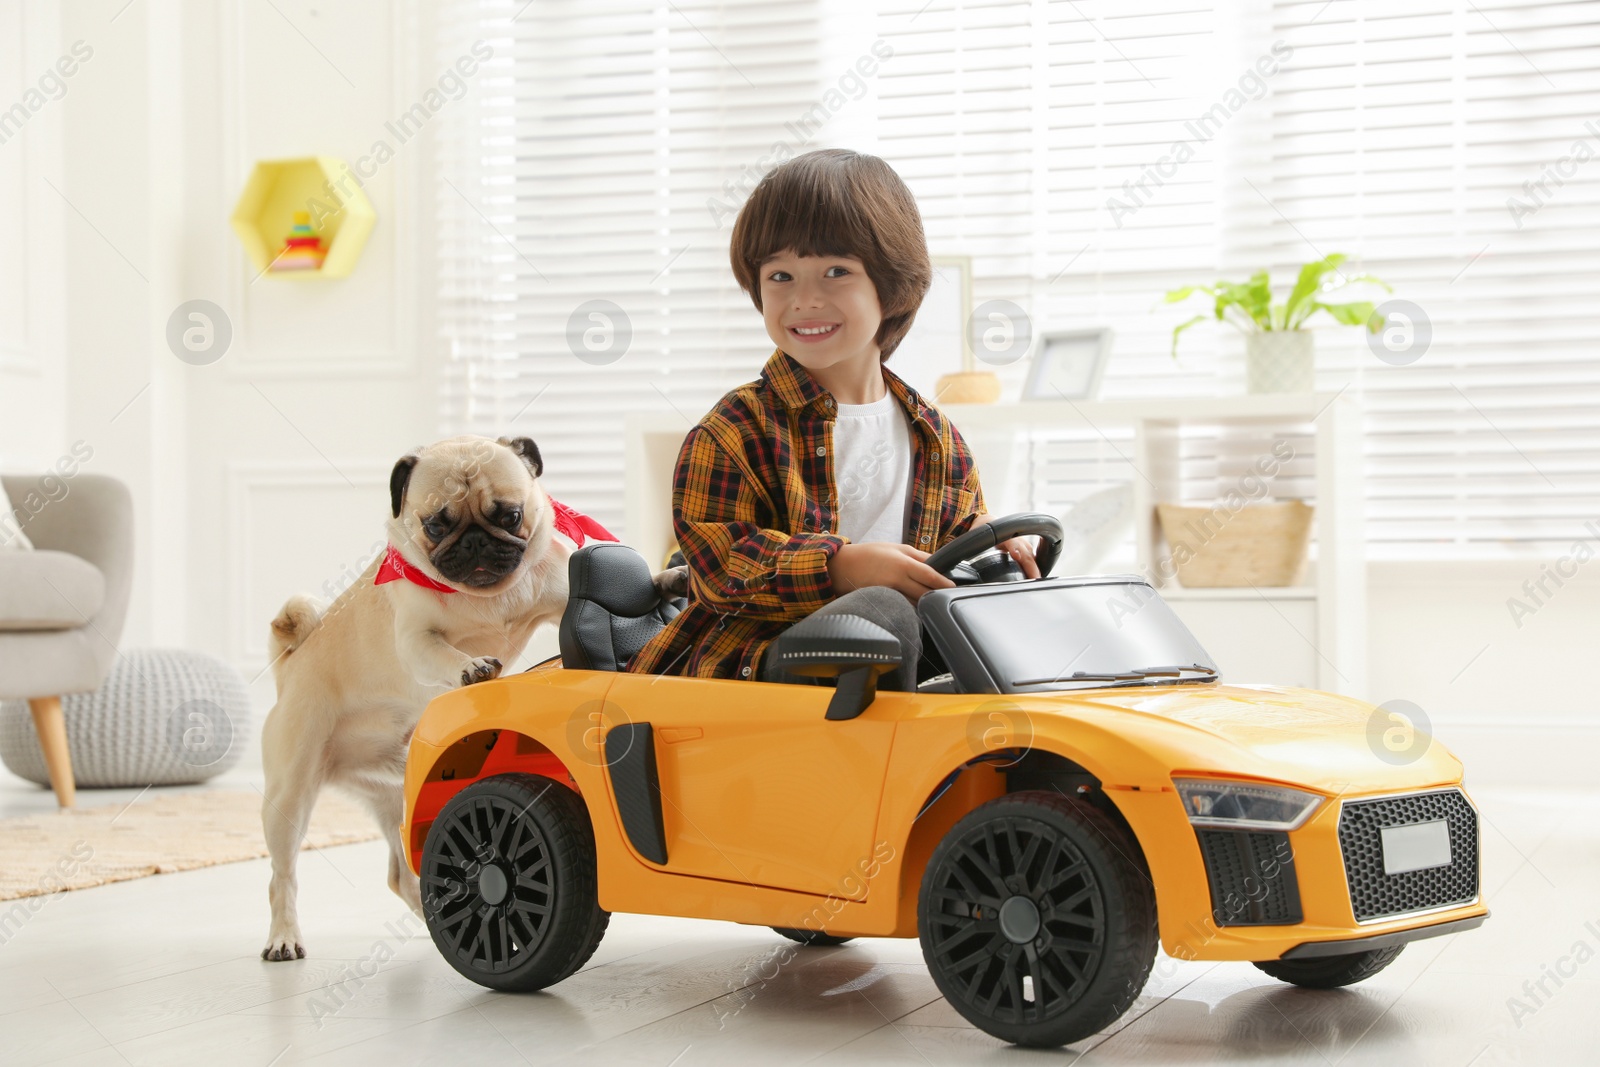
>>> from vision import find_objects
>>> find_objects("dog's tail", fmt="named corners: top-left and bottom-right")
top-left (268, 595), bottom-right (326, 673)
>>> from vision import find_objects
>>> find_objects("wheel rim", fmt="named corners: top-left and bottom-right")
top-left (925, 815), bottom-right (1106, 1026)
top-left (422, 792), bottom-right (555, 974)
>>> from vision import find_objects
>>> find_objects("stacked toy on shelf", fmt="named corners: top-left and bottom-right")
top-left (270, 211), bottom-right (327, 272)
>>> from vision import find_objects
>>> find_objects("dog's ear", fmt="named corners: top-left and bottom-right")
top-left (499, 436), bottom-right (543, 479)
top-left (389, 452), bottom-right (420, 518)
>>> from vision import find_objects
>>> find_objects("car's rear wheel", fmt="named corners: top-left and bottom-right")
top-left (420, 773), bottom-right (609, 992)
top-left (918, 790), bottom-right (1157, 1048)
top-left (770, 926), bottom-right (855, 947)
top-left (1253, 945), bottom-right (1405, 989)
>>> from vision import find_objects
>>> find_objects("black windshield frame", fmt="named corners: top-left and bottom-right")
top-left (918, 576), bottom-right (1219, 695)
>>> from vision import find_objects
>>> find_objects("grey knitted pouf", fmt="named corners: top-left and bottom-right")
top-left (0, 648), bottom-right (250, 787)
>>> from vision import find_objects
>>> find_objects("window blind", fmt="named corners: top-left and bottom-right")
top-left (875, 0), bottom-right (1250, 567)
top-left (436, 0), bottom-right (1600, 558)
top-left (436, 0), bottom-right (849, 536)
top-left (1239, 0), bottom-right (1600, 556)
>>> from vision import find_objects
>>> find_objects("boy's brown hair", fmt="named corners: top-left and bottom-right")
top-left (729, 148), bottom-right (932, 362)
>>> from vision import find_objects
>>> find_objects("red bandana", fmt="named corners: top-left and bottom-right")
top-left (374, 543), bottom-right (457, 593)
top-left (375, 496), bottom-right (617, 594)
top-left (548, 496), bottom-right (618, 548)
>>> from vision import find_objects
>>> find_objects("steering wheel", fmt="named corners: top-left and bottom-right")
top-left (923, 511), bottom-right (1064, 581)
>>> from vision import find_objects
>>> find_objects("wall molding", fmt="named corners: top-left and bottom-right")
top-left (225, 460), bottom-right (390, 663)
top-left (217, 0), bottom-right (418, 380)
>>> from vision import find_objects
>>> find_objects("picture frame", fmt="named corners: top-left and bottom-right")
top-left (1022, 327), bottom-right (1115, 401)
top-left (893, 254), bottom-right (972, 399)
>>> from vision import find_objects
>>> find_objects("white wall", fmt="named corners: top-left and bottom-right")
top-left (0, 0), bottom-right (445, 779)
top-left (23, 0), bottom-right (441, 671)
top-left (172, 0), bottom-right (441, 682)
top-left (0, 1), bottom-right (68, 470)
top-left (1366, 560), bottom-right (1600, 787)
top-left (1367, 560), bottom-right (1597, 724)
top-left (1, 1), bottom-right (1592, 788)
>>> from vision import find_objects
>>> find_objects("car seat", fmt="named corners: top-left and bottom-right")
top-left (558, 543), bottom-right (684, 671)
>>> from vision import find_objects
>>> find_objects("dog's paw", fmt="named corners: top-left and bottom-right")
top-left (261, 934), bottom-right (306, 962)
top-left (651, 565), bottom-right (689, 599)
top-left (392, 868), bottom-right (425, 920)
top-left (460, 656), bottom-right (502, 687)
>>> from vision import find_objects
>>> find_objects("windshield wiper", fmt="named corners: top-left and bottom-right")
top-left (1014, 663), bottom-right (1219, 687)
top-left (1126, 663), bottom-right (1218, 678)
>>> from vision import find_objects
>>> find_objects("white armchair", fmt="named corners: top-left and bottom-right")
top-left (0, 473), bottom-right (134, 807)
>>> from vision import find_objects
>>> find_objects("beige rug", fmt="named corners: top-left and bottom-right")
top-left (0, 788), bottom-right (383, 901)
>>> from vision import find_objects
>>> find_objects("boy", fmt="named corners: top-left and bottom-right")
top-left (625, 149), bottom-right (1038, 689)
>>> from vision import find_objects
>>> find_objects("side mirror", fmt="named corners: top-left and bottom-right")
top-left (771, 614), bottom-right (902, 721)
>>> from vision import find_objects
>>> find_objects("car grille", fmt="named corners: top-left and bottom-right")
top-left (1339, 788), bottom-right (1479, 922)
top-left (1195, 830), bottom-right (1303, 926)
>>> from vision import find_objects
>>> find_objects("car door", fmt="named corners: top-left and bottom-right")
top-left (601, 673), bottom-right (897, 900)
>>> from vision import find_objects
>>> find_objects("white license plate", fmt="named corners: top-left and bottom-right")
top-left (1380, 819), bottom-right (1452, 875)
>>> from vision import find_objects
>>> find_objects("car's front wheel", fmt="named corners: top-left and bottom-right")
top-left (420, 773), bottom-right (609, 992)
top-left (918, 790), bottom-right (1157, 1048)
top-left (1254, 945), bottom-right (1405, 989)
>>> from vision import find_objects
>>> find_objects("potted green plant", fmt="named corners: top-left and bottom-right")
top-left (1164, 253), bottom-right (1391, 393)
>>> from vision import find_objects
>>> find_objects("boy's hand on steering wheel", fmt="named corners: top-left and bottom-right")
top-left (828, 542), bottom-right (955, 604)
top-left (970, 511), bottom-right (1042, 580)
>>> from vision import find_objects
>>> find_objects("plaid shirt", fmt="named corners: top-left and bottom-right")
top-left (625, 347), bottom-right (988, 681)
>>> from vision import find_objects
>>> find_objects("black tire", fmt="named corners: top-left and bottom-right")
top-left (918, 790), bottom-right (1157, 1048)
top-left (770, 926), bottom-right (855, 947)
top-left (420, 773), bottom-right (609, 992)
top-left (1253, 945), bottom-right (1405, 989)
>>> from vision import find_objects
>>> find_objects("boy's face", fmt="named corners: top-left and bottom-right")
top-left (758, 249), bottom-right (883, 374)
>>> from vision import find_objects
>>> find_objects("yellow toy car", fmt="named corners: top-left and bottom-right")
top-left (400, 513), bottom-right (1485, 1048)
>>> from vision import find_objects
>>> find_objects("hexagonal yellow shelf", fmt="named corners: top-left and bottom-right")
top-left (230, 156), bottom-right (375, 279)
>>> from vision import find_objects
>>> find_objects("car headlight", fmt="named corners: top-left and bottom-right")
top-left (1173, 778), bottom-right (1323, 831)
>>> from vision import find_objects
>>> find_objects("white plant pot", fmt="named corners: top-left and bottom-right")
top-left (1246, 331), bottom-right (1314, 394)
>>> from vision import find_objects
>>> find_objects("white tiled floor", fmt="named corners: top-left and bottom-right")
top-left (2, 761), bottom-right (1595, 1064)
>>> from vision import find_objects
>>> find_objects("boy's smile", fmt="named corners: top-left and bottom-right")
top-left (759, 249), bottom-right (886, 404)
top-left (788, 321), bottom-right (841, 342)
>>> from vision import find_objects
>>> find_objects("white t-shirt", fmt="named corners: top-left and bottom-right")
top-left (832, 390), bottom-right (914, 544)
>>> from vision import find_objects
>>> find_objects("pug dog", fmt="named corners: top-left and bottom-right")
top-left (258, 434), bottom-right (680, 962)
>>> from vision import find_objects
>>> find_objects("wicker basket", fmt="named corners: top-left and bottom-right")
top-left (1155, 500), bottom-right (1313, 587)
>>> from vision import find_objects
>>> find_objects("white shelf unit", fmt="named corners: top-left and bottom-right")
top-left (624, 391), bottom-right (1366, 699)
